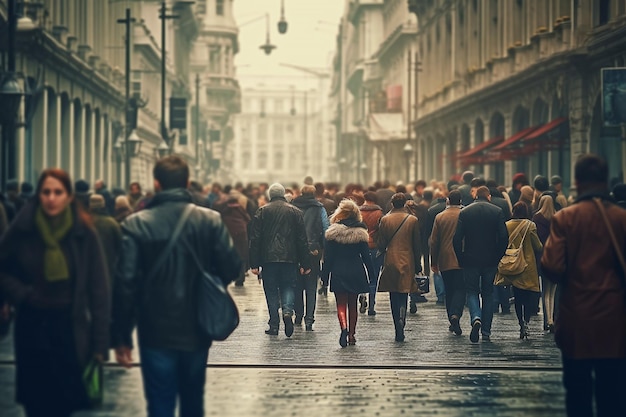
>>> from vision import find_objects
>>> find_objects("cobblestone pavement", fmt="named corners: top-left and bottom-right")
top-left (0, 277), bottom-right (565, 416)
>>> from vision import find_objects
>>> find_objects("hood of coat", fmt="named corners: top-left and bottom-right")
top-left (360, 204), bottom-right (382, 212)
top-left (325, 222), bottom-right (369, 244)
top-left (292, 194), bottom-right (323, 210)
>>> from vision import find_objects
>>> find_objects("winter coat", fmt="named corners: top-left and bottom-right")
top-left (375, 188), bottom-right (394, 213)
top-left (113, 189), bottom-right (242, 351)
top-left (532, 212), bottom-right (551, 245)
top-left (458, 183), bottom-right (473, 206)
top-left (490, 188), bottom-right (512, 220)
top-left (292, 195), bottom-right (326, 253)
top-left (423, 199), bottom-right (447, 246)
top-left (321, 218), bottom-right (373, 294)
top-left (376, 208), bottom-right (421, 293)
top-left (429, 206), bottom-right (462, 272)
top-left (90, 208), bottom-right (123, 285)
top-left (218, 201), bottom-right (251, 266)
top-left (496, 219), bottom-right (542, 292)
top-left (453, 199), bottom-right (509, 269)
top-left (249, 197), bottom-right (311, 270)
top-left (0, 201), bottom-right (111, 367)
top-left (360, 204), bottom-right (383, 249)
top-left (541, 190), bottom-right (626, 359)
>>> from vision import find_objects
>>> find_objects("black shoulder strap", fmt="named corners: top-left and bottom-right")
top-left (146, 204), bottom-right (195, 279)
top-left (387, 214), bottom-right (410, 246)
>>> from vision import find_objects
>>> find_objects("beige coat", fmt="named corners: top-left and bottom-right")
top-left (496, 219), bottom-right (542, 291)
top-left (376, 209), bottom-right (421, 293)
top-left (429, 206), bottom-right (461, 272)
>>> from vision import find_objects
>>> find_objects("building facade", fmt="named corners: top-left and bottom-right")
top-left (408, 0), bottom-right (626, 190)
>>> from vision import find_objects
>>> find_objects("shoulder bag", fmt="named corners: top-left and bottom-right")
top-left (375, 214), bottom-right (410, 259)
top-left (593, 198), bottom-right (626, 302)
top-left (498, 219), bottom-right (532, 276)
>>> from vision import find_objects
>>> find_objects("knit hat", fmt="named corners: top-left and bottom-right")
top-left (268, 183), bottom-right (285, 200)
top-left (550, 175), bottom-right (563, 185)
top-left (75, 180), bottom-right (90, 193)
top-left (330, 198), bottom-right (362, 223)
top-left (520, 185), bottom-right (534, 202)
top-left (512, 173), bottom-right (528, 186)
top-left (115, 196), bottom-right (132, 211)
top-left (89, 194), bottom-right (105, 210)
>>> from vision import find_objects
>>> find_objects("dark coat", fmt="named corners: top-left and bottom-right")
top-left (249, 197), bottom-right (311, 270)
top-left (458, 183), bottom-right (473, 206)
top-left (541, 191), bottom-right (626, 359)
top-left (292, 195), bottom-right (326, 253)
top-left (375, 188), bottom-right (394, 213)
top-left (218, 201), bottom-right (251, 265)
top-left (113, 189), bottom-right (242, 351)
top-left (453, 198), bottom-right (508, 268)
top-left (321, 219), bottom-right (373, 294)
top-left (532, 212), bottom-right (551, 245)
top-left (509, 188), bottom-right (522, 206)
top-left (490, 188), bottom-right (512, 220)
top-left (0, 201), bottom-right (111, 367)
top-left (96, 187), bottom-right (116, 216)
top-left (91, 208), bottom-right (123, 285)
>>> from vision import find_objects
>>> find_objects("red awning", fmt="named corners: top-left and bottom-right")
top-left (458, 135), bottom-right (504, 159)
top-left (523, 117), bottom-right (568, 141)
top-left (491, 126), bottom-right (539, 151)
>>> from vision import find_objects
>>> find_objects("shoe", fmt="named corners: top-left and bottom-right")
top-left (265, 328), bottom-right (278, 335)
top-left (318, 286), bottom-right (328, 296)
top-left (416, 295), bottom-right (428, 303)
top-left (470, 320), bottom-right (481, 343)
top-left (395, 327), bottom-right (405, 342)
top-left (359, 295), bottom-right (368, 314)
top-left (305, 324), bottom-right (313, 331)
top-left (547, 324), bottom-right (555, 334)
top-left (339, 328), bottom-right (348, 347)
top-left (348, 335), bottom-right (356, 345)
top-left (519, 322), bottom-right (529, 340)
top-left (283, 315), bottom-right (294, 337)
top-left (294, 316), bottom-right (303, 326)
top-left (367, 309), bottom-right (377, 316)
top-left (409, 302), bottom-right (418, 314)
top-left (450, 316), bottom-right (462, 336)
top-left (482, 334), bottom-right (491, 341)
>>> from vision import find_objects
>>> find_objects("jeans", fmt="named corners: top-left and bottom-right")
top-left (294, 257), bottom-right (320, 325)
top-left (389, 292), bottom-right (408, 333)
top-left (139, 347), bottom-right (209, 417)
top-left (441, 269), bottom-right (465, 320)
top-left (262, 262), bottom-right (297, 329)
top-left (464, 267), bottom-right (496, 337)
top-left (562, 355), bottom-right (626, 417)
top-left (433, 271), bottom-right (445, 302)
top-left (494, 285), bottom-right (511, 313)
top-left (368, 249), bottom-right (383, 310)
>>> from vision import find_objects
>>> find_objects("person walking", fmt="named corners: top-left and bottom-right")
top-left (0, 169), bottom-right (110, 417)
top-left (360, 191), bottom-right (384, 315)
top-left (216, 195), bottom-right (251, 287)
top-left (453, 186), bottom-right (508, 343)
top-left (89, 194), bottom-right (123, 285)
top-left (114, 196), bottom-right (133, 223)
top-left (112, 156), bottom-right (241, 417)
top-left (542, 154), bottom-right (626, 417)
top-left (496, 202), bottom-right (543, 339)
top-left (377, 193), bottom-right (422, 342)
top-left (429, 190), bottom-right (464, 335)
top-left (127, 182), bottom-right (144, 210)
top-left (322, 199), bottom-right (374, 347)
top-left (532, 195), bottom-right (557, 332)
top-left (249, 183), bottom-right (311, 337)
top-left (292, 185), bottom-right (328, 330)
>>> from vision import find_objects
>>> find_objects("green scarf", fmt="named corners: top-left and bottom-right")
top-left (35, 206), bottom-right (73, 282)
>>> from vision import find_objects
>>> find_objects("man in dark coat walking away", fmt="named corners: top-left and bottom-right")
top-left (292, 185), bottom-right (328, 331)
top-left (88, 194), bottom-right (122, 285)
top-left (453, 186), bottom-right (508, 343)
top-left (457, 171), bottom-right (474, 207)
top-left (217, 196), bottom-right (251, 286)
top-left (112, 156), bottom-right (241, 417)
top-left (249, 183), bottom-right (311, 337)
top-left (95, 179), bottom-right (116, 216)
top-left (542, 154), bottom-right (626, 417)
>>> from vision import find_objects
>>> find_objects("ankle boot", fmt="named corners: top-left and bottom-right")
top-left (339, 328), bottom-right (348, 347)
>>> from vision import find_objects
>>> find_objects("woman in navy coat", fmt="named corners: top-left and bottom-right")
top-left (322, 199), bottom-right (374, 347)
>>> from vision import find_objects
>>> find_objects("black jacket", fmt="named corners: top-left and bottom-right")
top-left (489, 188), bottom-right (512, 220)
top-left (112, 189), bottom-right (241, 351)
top-left (249, 197), bottom-right (311, 269)
top-left (425, 199), bottom-right (447, 243)
top-left (453, 198), bottom-right (508, 268)
top-left (292, 195), bottom-right (326, 253)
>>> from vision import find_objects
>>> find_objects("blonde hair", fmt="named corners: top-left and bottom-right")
top-left (330, 199), bottom-right (363, 224)
top-left (537, 195), bottom-right (556, 220)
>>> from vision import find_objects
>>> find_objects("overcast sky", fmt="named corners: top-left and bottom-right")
top-left (233, 0), bottom-right (344, 89)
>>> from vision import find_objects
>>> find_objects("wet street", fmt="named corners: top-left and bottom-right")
top-left (0, 278), bottom-right (565, 416)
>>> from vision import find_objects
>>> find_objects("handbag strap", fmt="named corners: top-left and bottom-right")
top-left (386, 214), bottom-right (410, 248)
top-left (507, 219), bottom-right (531, 249)
top-left (145, 204), bottom-right (195, 280)
top-left (593, 198), bottom-right (626, 276)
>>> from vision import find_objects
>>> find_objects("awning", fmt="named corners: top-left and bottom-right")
top-left (523, 117), bottom-right (568, 142)
top-left (491, 126), bottom-right (539, 151)
top-left (367, 113), bottom-right (406, 141)
top-left (458, 135), bottom-right (504, 159)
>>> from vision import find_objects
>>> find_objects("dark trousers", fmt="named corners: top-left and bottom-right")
top-left (494, 285), bottom-right (511, 313)
top-left (562, 355), bottom-right (626, 417)
top-left (139, 346), bottom-right (209, 417)
top-left (389, 292), bottom-right (408, 333)
top-left (261, 262), bottom-right (297, 329)
top-left (441, 269), bottom-right (465, 320)
top-left (294, 255), bottom-right (321, 325)
top-left (512, 287), bottom-right (540, 326)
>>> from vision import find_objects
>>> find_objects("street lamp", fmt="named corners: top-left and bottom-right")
top-left (126, 129), bottom-right (142, 156)
top-left (260, 14), bottom-right (276, 55)
top-left (277, 0), bottom-right (288, 34)
top-left (403, 142), bottom-right (413, 183)
top-left (157, 140), bottom-right (170, 159)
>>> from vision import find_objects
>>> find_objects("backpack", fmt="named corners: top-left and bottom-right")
top-left (498, 220), bottom-right (532, 276)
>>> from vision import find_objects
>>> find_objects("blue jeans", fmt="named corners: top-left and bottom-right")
top-left (368, 249), bottom-right (383, 310)
top-left (139, 347), bottom-right (209, 417)
top-left (433, 271), bottom-right (445, 302)
top-left (294, 256), bottom-right (320, 325)
top-left (262, 262), bottom-right (297, 329)
top-left (464, 267), bottom-right (496, 337)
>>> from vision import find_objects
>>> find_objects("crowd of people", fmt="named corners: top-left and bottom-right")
top-left (0, 153), bottom-right (624, 417)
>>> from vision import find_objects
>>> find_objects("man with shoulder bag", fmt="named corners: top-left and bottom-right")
top-left (112, 156), bottom-right (242, 417)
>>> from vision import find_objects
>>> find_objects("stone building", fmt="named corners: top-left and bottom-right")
top-left (408, 0), bottom-right (626, 190)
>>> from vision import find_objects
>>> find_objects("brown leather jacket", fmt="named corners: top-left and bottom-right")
top-left (429, 206), bottom-right (462, 272)
top-left (360, 204), bottom-right (383, 249)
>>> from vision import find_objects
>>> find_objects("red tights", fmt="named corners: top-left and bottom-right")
top-left (335, 292), bottom-right (358, 336)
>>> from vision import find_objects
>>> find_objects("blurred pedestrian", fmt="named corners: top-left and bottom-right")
top-left (359, 191), bottom-right (384, 315)
top-left (89, 194), bottom-right (122, 286)
top-left (509, 173), bottom-right (529, 206)
top-left (0, 169), bottom-right (110, 417)
top-left (322, 199), bottom-right (374, 347)
top-left (533, 195), bottom-right (557, 332)
top-left (377, 193), bottom-right (422, 342)
top-left (94, 179), bottom-right (115, 216)
top-left (542, 154), bottom-right (626, 417)
top-left (127, 182), bottom-right (144, 210)
top-left (74, 179), bottom-right (91, 211)
top-left (217, 195), bottom-right (251, 287)
top-left (114, 196), bottom-right (133, 223)
top-left (613, 183), bottom-right (626, 209)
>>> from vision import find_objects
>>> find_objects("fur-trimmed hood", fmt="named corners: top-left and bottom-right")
top-left (325, 222), bottom-right (369, 244)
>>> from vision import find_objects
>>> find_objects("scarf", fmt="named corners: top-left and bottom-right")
top-left (35, 206), bottom-right (73, 282)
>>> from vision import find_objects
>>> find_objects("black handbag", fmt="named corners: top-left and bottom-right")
top-left (414, 273), bottom-right (430, 294)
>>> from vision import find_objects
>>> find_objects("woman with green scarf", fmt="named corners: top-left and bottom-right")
top-left (0, 168), bottom-right (110, 417)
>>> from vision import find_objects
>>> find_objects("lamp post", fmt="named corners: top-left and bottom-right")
top-left (260, 14), bottom-right (276, 55)
top-left (195, 73), bottom-right (201, 173)
top-left (117, 8), bottom-right (137, 188)
top-left (277, 0), bottom-right (288, 34)
top-left (403, 142), bottom-right (413, 184)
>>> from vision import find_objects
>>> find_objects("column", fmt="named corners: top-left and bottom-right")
top-left (54, 95), bottom-right (63, 167)
top-left (567, 71), bottom-right (590, 192)
top-left (503, 115), bottom-right (513, 184)
top-left (36, 89), bottom-right (49, 173)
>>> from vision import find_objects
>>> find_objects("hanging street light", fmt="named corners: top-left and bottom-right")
top-left (126, 129), bottom-right (143, 157)
top-left (260, 13), bottom-right (276, 55)
top-left (157, 139), bottom-right (171, 159)
top-left (277, 0), bottom-right (288, 34)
